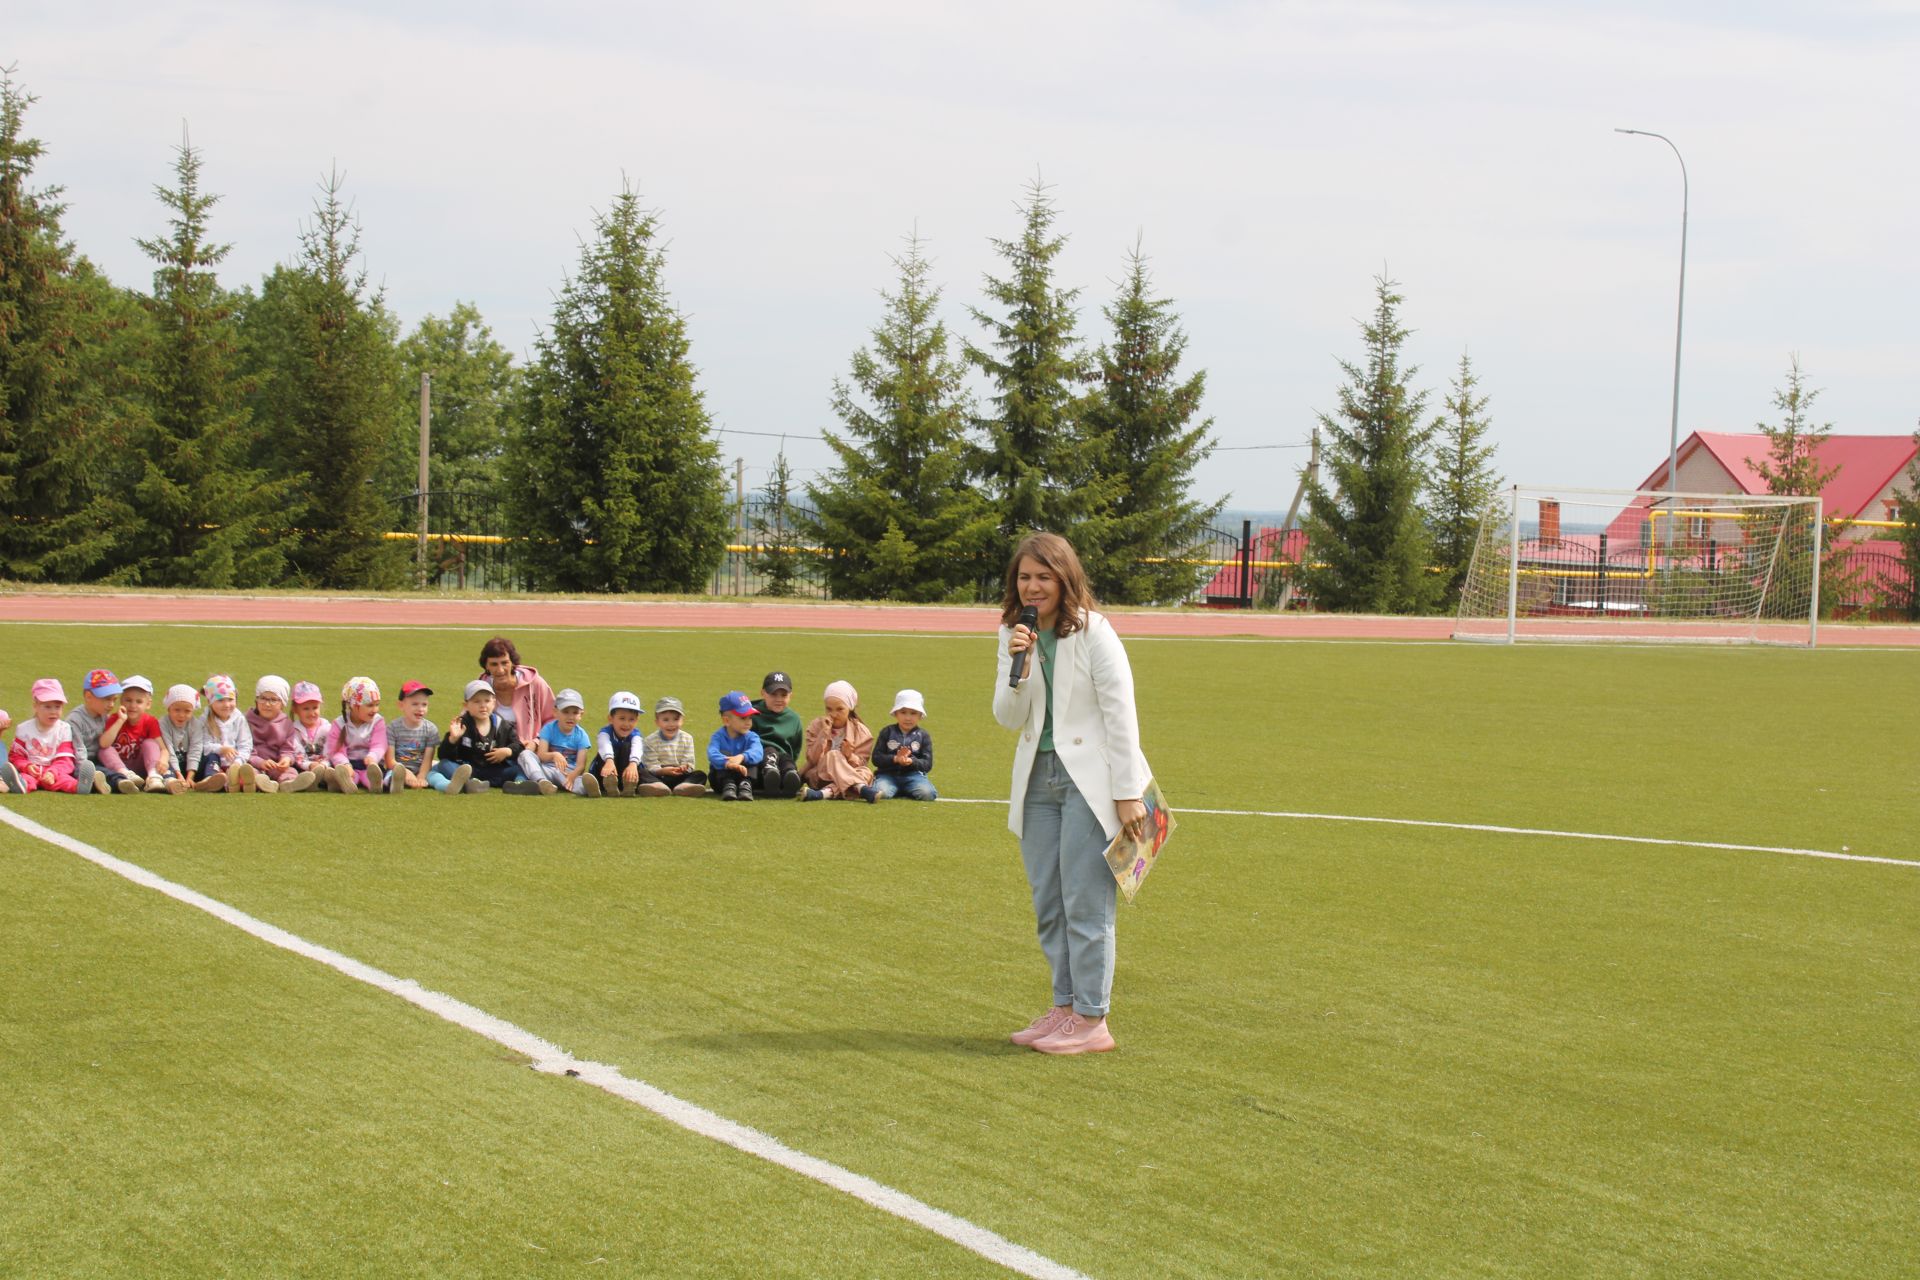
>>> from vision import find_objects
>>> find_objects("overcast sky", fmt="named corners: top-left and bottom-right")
top-left (13, 1), bottom-right (1919, 512)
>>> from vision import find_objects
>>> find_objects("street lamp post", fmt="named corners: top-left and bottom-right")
top-left (1615, 127), bottom-right (1688, 502)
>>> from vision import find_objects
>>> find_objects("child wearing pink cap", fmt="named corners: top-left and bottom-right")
top-left (9, 679), bottom-right (82, 793)
top-left (287, 682), bottom-right (331, 778)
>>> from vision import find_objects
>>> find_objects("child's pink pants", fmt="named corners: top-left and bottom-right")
top-left (18, 760), bottom-right (78, 793)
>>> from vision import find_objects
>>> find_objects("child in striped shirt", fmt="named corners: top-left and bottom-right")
top-left (640, 696), bottom-right (707, 797)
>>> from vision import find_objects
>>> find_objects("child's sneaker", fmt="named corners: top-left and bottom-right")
top-left (164, 777), bottom-right (188, 795)
top-left (860, 785), bottom-right (878, 804)
top-left (737, 780), bottom-right (754, 802)
top-left (256, 775), bottom-right (279, 794)
top-left (233, 763), bottom-right (258, 793)
top-left (799, 788), bottom-right (825, 802)
top-left (672, 781), bottom-right (707, 797)
top-left (144, 774), bottom-right (166, 794)
top-left (535, 778), bottom-right (559, 795)
top-left (503, 779), bottom-right (543, 796)
top-left (636, 781), bottom-right (670, 797)
top-left (283, 770), bottom-right (317, 793)
top-left (332, 764), bottom-right (357, 794)
top-left (780, 768), bottom-right (803, 797)
top-left (718, 782), bottom-right (738, 801)
top-left (463, 779), bottom-right (489, 793)
top-left (193, 772), bottom-right (226, 793)
top-left (444, 764), bottom-right (472, 794)
top-left (581, 772), bottom-right (601, 798)
top-left (115, 777), bottom-right (142, 795)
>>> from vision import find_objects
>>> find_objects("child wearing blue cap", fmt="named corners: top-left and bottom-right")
top-left (707, 691), bottom-right (765, 802)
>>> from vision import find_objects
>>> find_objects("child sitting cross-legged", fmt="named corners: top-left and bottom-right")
top-left (864, 688), bottom-right (937, 803)
top-left (640, 696), bottom-right (707, 796)
top-left (594, 691), bottom-right (646, 797)
top-left (799, 680), bottom-right (873, 802)
top-left (521, 687), bottom-right (593, 796)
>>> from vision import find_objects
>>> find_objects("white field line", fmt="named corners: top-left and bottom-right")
top-left (937, 798), bottom-right (1920, 869)
top-left (0, 806), bottom-right (1089, 1280)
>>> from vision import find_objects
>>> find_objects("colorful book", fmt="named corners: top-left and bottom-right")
top-left (1103, 777), bottom-right (1176, 904)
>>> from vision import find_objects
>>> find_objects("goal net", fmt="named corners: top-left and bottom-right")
top-left (1453, 487), bottom-right (1824, 645)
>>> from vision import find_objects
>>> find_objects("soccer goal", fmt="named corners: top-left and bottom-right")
top-left (1453, 486), bottom-right (1824, 646)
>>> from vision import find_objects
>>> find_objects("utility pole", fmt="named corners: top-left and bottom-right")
top-left (1275, 426), bottom-right (1319, 612)
top-left (734, 457), bottom-right (746, 596)
top-left (416, 371), bottom-right (431, 589)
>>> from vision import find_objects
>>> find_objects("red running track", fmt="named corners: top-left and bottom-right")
top-left (4, 592), bottom-right (1918, 644)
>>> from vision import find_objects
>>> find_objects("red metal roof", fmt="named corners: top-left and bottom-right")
top-left (1630, 431), bottom-right (1917, 521)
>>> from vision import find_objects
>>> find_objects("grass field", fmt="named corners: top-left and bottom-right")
top-left (3, 620), bottom-right (1917, 1278)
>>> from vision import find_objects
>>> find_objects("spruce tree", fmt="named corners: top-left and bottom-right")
top-left (1300, 275), bottom-right (1442, 614)
top-left (751, 449), bottom-right (803, 597)
top-left (512, 185), bottom-right (729, 592)
top-left (241, 169), bottom-right (403, 588)
top-left (810, 233), bottom-right (994, 601)
top-left (130, 128), bottom-right (291, 586)
top-left (0, 67), bottom-right (142, 581)
top-left (966, 180), bottom-right (1113, 571)
top-left (1426, 351), bottom-right (1501, 608)
top-left (1746, 355), bottom-right (1850, 616)
top-left (1077, 242), bottom-right (1223, 604)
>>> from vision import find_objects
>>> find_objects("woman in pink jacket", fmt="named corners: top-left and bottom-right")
top-left (481, 636), bottom-right (556, 743)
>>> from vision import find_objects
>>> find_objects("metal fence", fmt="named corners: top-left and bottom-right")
top-left (710, 495), bottom-right (832, 598)
top-left (389, 491), bottom-right (525, 591)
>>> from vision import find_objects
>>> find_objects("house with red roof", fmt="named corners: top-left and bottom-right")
top-left (1627, 431), bottom-right (1916, 530)
top-left (1597, 431), bottom-right (1916, 614)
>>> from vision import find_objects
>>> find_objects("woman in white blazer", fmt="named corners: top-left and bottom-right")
top-left (993, 532), bottom-right (1152, 1055)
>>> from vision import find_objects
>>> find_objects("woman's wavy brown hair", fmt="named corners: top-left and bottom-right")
top-left (1000, 531), bottom-right (1095, 637)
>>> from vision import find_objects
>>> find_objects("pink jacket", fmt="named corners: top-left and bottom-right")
top-left (498, 664), bottom-right (556, 741)
top-left (247, 709), bottom-right (299, 769)
top-left (326, 714), bottom-right (388, 767)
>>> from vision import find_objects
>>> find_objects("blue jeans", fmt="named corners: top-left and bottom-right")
top-left (1018, 750), bottom-right (1117, 1018)
top-left (870, 771), bottom-right (937, 801)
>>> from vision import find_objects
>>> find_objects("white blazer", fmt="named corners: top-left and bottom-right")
top-left (993, 609), bottom-right (1151, 841)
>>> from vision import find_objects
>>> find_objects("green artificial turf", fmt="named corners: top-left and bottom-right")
top-left (2, 621), bottom-right (1917, 1277)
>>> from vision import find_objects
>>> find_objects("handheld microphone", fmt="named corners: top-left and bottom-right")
top-left (1008, 605), bottom-right (1039, 687)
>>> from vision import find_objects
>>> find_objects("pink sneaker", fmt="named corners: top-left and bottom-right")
top-left (1032, 1014), bottom-right (1115, 1055)
top-left (1009, 1006), bottom-right (1073, 1047)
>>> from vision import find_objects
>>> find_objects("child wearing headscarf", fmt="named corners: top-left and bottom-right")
top-left (798, 679), bottom-right (875, 802)
top-left (247, 675), bottom-right (317, 793)
top-left (199, 674), bottom-right (259, 792)
top-left (325, 676), bottom-right (387, 794)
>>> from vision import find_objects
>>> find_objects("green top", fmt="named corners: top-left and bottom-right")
top-left (750, 700), bottom-right (804, 759)
top-left (1036, 626), bottom-right (1059, 753)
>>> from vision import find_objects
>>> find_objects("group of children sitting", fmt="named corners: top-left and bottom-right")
top-left (1, 638), bottom-right (938, 805)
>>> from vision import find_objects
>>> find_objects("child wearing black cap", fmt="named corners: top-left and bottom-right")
top-left (750, 671), bottom-right (804, 797)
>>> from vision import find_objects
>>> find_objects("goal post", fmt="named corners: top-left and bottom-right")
top-left (1453, 486), bottom-right (1823, 646)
